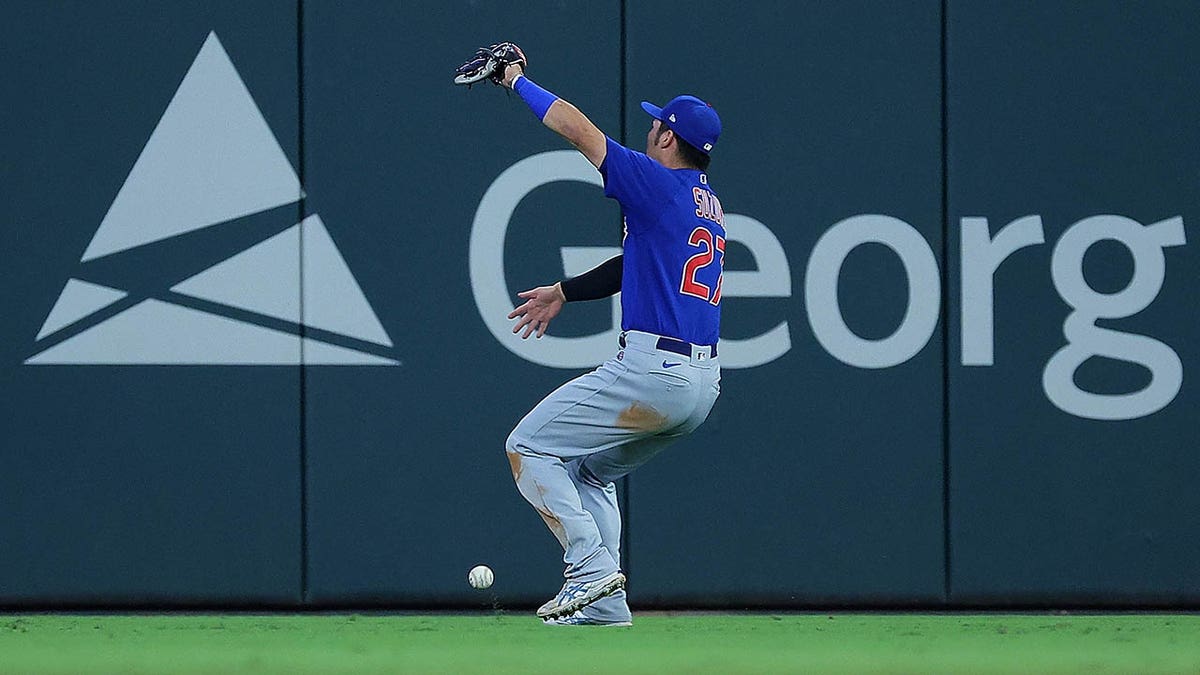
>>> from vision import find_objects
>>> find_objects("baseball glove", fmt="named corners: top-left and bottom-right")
top-left (454, 42), bottom-right (527, 87)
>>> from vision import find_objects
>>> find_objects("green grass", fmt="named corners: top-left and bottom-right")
top-left (1, 613), bottom-right (1198, 674)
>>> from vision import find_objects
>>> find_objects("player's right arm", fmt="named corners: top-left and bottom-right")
top-left (508, 254), bottom-right (623, 339)
top-left (503, 64), bottom-right (607, 168)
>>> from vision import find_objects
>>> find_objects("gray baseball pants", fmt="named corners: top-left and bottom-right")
top-left (505, 330), bottom-right (720, 621)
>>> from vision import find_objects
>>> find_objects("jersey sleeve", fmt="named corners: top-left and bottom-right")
top-left (598, 136), bottom-right (670, 221)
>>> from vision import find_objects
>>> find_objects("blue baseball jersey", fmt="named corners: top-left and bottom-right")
top-left (599, 137), bottom-right (725, 346)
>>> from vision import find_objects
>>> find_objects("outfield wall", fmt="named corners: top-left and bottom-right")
top-left (1, 0), bottom-right (1196, 607)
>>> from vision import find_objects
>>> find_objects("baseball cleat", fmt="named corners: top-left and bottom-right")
top-left (535, 571), bottom-right (626, 619)
top-left (542, 611), bottom-right (632, 627)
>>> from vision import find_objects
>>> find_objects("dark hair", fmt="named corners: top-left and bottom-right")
top-left (656, 123), bottom-right (712, 171)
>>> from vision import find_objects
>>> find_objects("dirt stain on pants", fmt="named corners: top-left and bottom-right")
top-left (534, 481), bottom-right (568, 549)
top-left (506, 449), bottom-right (523, 482)
top-left (617, 402), bottom-right (668, 431)
top-left (509, 449), bottom-right (568, 549)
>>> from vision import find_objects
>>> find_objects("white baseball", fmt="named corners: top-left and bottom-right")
top-left (468, 564), bottom-right (494, 589)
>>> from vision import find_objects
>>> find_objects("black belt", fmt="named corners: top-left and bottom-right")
top-left (619, 333), bottom-right (717, 358)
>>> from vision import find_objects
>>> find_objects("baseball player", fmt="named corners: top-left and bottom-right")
top-left (456, 43), bottom-right (724, 626)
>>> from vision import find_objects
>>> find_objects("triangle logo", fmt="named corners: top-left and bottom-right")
top-left (26, 32), bottom-right (398, 366)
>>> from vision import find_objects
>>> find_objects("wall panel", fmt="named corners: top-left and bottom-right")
top-left (624, 0), bottom-right (946, 604)
top-left (0, 1), bottom-right (302, 603)
top-left (946, 0), bottom-right (1200, 603)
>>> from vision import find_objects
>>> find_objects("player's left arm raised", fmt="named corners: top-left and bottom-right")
top-left (502, 64), bottom-right (606, 168)
top-left (454, 42), bottom-right (607, 167)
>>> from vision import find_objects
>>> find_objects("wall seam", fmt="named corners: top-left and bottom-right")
top-left (618, 0), bottom-right (632, 584)
top-left (297, 0), bottom-right (310, 606)
top-left (939, 0), bottom-right (952, 605)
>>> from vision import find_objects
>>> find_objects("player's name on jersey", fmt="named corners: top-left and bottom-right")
top-left (693, 187), bottom-right (724, 226)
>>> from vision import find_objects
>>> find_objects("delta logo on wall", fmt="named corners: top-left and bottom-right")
top-left (25, 32), bottom-right (397, 366)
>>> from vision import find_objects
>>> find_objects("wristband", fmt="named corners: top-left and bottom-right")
top-left (513, 75), bottom-right (559, 121)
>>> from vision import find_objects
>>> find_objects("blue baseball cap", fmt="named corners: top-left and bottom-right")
top-left (641, 95), bottom-right (721, 154)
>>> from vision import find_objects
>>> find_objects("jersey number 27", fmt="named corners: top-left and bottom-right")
top-left (679, 226), bottom-right (724, 306)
